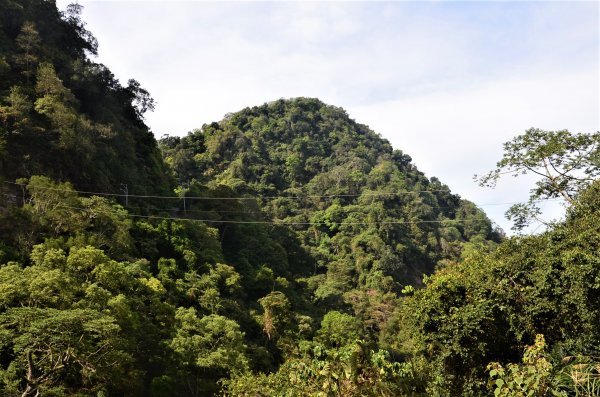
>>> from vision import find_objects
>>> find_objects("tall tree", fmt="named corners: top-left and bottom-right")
top-left (0, 308), bottom-right (129, 397)
top-left (14, 21), bottom-right (40, 83)
top-left (476, 128), bottom-right (600, 231)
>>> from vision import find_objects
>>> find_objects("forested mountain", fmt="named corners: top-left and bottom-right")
top-left (0, 1), bottom-right (598, 397)
top-left (160, 98), bottom-right (501, 288)
top-left (0, 0), bottom-right (171, 194)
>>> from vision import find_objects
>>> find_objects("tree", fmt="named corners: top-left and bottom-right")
top-left (0, 86), bottom-right (33, 131)
top-left (317, 310), bottom-right (361, 348)
top-left (169, 307), bottom-right (248, 395)
top-left (14, 21), bottom-right (40, 83)
top-left (34, 63), bottom-right (81, 147)
top-left (0, 308), bottom-right (129, 397)
top-left (63, 3), bottom-right (99, 55)
top-left (190, 263), bottom-right (241, 314)
top-left (399, 180), bottom-right (600, 395)
top-left (23, 175), bottom-right (82, 235)
top-left (223, 341), bottom-right (407, 397)
top-left (20, 176), bottom-right (133, 257)
top-left (126, 79), bottom-right (155, 120)
top-left (476, 128), bottom-right (600, 231)
top-left (35, 63), bottom-right (76, 103)
top-left (487, 335), bottom-right (557, 397)
top-left (258, 291), bottom-right (291, 341)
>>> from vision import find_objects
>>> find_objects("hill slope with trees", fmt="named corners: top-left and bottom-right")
top-left (0, 1), bottom-right (598, 396)
top-left (159, 97), bottom-right (502, 290)
top-left (0, 0), bottom-right (171, 195)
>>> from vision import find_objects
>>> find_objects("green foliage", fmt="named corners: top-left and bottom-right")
top-left (477, 128), bottom-right (600, 231)
top-left (169, 307), bottom-right (249, 395)
top-left (399, 180), bottom-right (600, 395)
top-left (0, 307), bottom-right (130, 396)
top-left (317, 311), bottom-right (361, 348)
top-left (0, 2), bottom-right (172, 195)
top-left (0, 4), bottom-right (596, 395)
top-left (184, 263), bottom-right (242, 314)
top-left (161, 98), bottom-right (499, 299)
top-left (14, 20), bottom-right (40, 82)
top-left (0, 86), bottom-right (32, 130)
top-left (259, 291), bottom-right (292, 341)
top-left (554, 356), bottom-right (600, 396)
top-left (223, 341), bottom-right (410, 397)
top-left (488, 335), bottom-right (600, 397)
top-left (488, 335), bottom-right (559, 397)
top-left (171, 307), bottom-right (248, 374)
top-left (21, 176), bottom-right (133, 257)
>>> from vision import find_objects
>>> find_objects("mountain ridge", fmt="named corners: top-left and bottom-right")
top-left (160, 97), bottom-right (501, 288)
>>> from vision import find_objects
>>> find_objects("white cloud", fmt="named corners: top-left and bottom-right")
top-left (57, 0), bottom-right (599, 233)
top-left (349, 66), bottom-right (598, 233)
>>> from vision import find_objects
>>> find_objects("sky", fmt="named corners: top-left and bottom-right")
top-left (57, 0), bottom-right (599, 234)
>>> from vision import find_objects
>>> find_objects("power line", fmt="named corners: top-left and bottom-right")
top-left (123, 205), bottom-right (264, 215)
top-left (54, 203), bottom-right (495, 226)
top-left (0, 181), bottom-right (567, 205)
top-left (113, 198), bottom-right (563, 216)
top-left (1, 184), bottom-right (565, 218)
top-left (1, 194), bottom-right (588, 237)
top-left (0, 194), bottom-right (563, 218)
top-left (2, 181), bottom-right (457, 200)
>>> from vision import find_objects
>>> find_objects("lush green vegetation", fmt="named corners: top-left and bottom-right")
top-left (0, 1), bottom-right (598, 396)
top-left (0, 0), bottom-right (171, 195)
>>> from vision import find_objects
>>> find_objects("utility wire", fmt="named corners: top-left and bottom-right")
top-left (113, 198), bottom-right (563, 215)
top-left (0, 181), bottom-right (567, 205)
top-left (0, 187), bottom-right (565, 217)
top-left (54, 203), bottom-right (494, 226)
top-left (2, 181), bottom-right (457, 200)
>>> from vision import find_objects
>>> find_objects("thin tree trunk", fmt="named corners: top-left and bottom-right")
top-left (21, 350), bottom-right (38, 397)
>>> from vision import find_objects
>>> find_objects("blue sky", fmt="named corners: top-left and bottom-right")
top-left (57, 0), bottom-right (599, 234)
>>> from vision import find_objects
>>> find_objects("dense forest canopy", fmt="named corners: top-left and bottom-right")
top-left (158, 97), bottom-right (502, 287)
top-left (0, 1), bottom-right (598, 396)
top-left (0, 0), bottom-right (171, 195)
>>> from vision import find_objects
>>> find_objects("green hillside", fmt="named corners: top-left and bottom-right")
top-left (160, 97), bottom-right (501, 289)
top-left (0, 0), bottom-right (171, 194)
top-left (0, 1), bottom-right (598, 397)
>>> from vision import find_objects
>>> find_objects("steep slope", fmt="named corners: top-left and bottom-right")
top-left (0, 0), bottom-right (172, 195)
top-left (160, 98), bottom-right (502, 291)
top-left (0, 3), bottom-right (595, 396)
top-left (0, 3), bottom-right (509, 395)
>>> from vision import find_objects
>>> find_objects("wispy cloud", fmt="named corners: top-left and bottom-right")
top-left (59, 0), bottom-right (599, 233)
